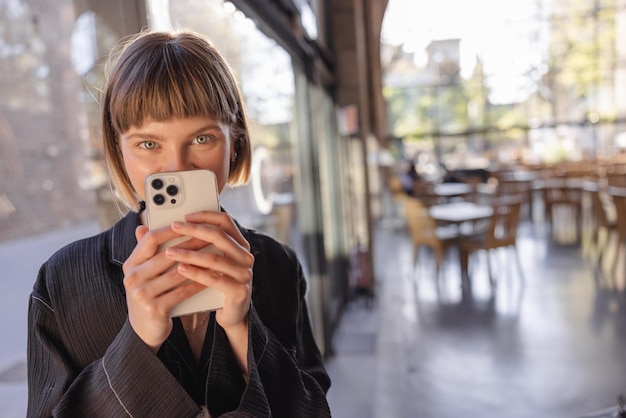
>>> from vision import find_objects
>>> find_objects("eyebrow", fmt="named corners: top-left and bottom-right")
top-left (122, 123), bottom-right (225, 142)
top-left (191, 124), bottom-right (226, 137)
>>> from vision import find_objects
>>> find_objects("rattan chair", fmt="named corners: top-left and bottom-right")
top-left (583, 182), bottom-right (617, 270)
top-left (607, 187), bottom-right (626, 279)
top-left (403, 197), bottom-right (458, 278)
top-left (458, 199), bottom-right (524, 288)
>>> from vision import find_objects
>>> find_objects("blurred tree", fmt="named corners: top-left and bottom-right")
top-left (382, 0), bottom-right (623, 162)
top-left (0, 0), bottom-right (47, 113)
top-left (542, 0), bottom-right (616, 122)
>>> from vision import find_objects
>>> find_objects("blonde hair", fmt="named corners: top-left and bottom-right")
top-left (101, 30), bottom-right (251, 211)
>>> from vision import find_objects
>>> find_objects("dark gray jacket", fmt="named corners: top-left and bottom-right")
top-left (27, 211), bottom-right (330, 417)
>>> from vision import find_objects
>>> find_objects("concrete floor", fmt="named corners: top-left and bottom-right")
top-left (326, 218), bottom-right (626, 418)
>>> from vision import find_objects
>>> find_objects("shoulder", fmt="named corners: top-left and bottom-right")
top-left (238, 225), bottom-right (305, 297)
top-left (239, 226), bottom-right (306, 343)
top-left (240, 227), bottom-right (300, 269)
top-left (40, 231), bottom-right (109, 280)
top-left (29, 232), bottom-right (108, 320)
top-left (242, 227), bottom-right (299, 265)
top-left (43, 211), bottom-right (138, 270)
top-left (33, 213), bottom-right (137, 303)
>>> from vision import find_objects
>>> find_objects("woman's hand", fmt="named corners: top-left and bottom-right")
top-left (165, 211), bottom-right (254, 330)
top-left (122, 225), bottom-right (209, 352)
top-left (165, 211), bottom-right (255, 375)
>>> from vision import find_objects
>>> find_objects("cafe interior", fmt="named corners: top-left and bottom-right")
top-left (326, 1), bottom-right (626, 417)
top-left (371, 151), bottom-right (626, 417)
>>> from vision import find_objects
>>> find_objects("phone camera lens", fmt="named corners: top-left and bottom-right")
top-left (151, 178), bottom-right (164, 190)
top-left (153, 194), bottom-right (165, 205)
top-left (166, 185), bottom-right (178, 196)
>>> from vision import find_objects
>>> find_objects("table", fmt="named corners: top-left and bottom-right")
top-left (496, 169), bottom-right (540, 183)
top-left (429, 201), bottom-right (493, 224)
top-left (429, 201), bottom-right (495, 290)
top-left (433, 183), bottom-right (473, 198)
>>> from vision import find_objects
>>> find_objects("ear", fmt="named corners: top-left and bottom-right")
top-left (230, 136), bottom-right (240, 162)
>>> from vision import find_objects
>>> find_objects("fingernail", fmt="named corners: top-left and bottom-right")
top-left (171, 221), bottom-right (184, 229)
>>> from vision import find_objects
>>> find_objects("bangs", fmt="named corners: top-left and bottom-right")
top-left (108, 34), bottom-right (237, 134)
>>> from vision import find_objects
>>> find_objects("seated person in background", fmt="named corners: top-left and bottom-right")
top-left (440, 162), bottom-right (463, 184)
top-left (401, 159), bottom-right (423, 195)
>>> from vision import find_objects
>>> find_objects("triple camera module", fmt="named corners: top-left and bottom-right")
top-left (151, 177), bottom-right (180, 206)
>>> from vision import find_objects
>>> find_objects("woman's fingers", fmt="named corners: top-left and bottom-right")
top-left (171, 222), bottom-right (252, 267)
top-left (124, 225), bottom-right (209, 310)
top-left (124, 225), bottom-right (208, 282)
top-left (165, 244), bottom-right (254, 283)
top-left (135, 224), bottom-right (149, 242)
top-left (134, 278), bottom-right (207, 316)
top-left (124, 226), bottom-right (182, 272)
top-left (184, 211), bottom-right (251, 251)
top-left (128, 267), bottom-right (191, 301)
top-left (177, 263), bottom-right (250, 301)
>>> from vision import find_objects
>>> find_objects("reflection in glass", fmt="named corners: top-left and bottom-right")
top-left (154, 0), bottom-right (299, 245)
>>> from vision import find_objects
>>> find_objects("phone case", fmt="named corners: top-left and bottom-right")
top-left (144, 169), bottom-right (224, 317)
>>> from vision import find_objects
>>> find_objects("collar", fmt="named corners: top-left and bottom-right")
top-left (109, 210), bottom-right (142, 267)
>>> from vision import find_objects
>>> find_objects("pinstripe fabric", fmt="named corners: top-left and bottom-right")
top-left (27, 211), bottom-right (331, 417)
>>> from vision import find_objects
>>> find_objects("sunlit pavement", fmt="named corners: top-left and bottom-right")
top-left (0, 222), bottom-right (100, 418)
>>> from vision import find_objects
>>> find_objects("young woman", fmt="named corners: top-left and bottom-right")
top-left (27, 30), bottom-right (331, 417)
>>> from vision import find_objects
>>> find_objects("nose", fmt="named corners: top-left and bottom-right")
top-left (164, 149), bottom-right (191, 172)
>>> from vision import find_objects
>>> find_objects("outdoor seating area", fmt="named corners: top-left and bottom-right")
top-left (327, 157), bottom-right (626, 418)
top-left (328, 201), bottom-right (626, 418)
top-left (388, 155), bottom-right (626, 293)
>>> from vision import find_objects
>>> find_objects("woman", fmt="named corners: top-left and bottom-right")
top-left (27, 30), bottom-right (331, 417)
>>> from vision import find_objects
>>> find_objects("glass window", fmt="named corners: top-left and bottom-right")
top-left (148, 0), bottom-right (301, 250)
top-left (0, 0), bottom-right (100, 240)
top-left (382, 0), bottom-right (626, 166)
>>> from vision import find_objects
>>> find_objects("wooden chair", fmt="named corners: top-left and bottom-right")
top-left (496, 179), bottom-right (531, 197)
top-left (412, 181), bottom-right (441, 207)
top-left (582, 182), bottom-right (616, 270)
top-left (386, 175), bottom-right (408, 221)
top-left (403, 197), bottom-right (458, 277)
top-left (607, 187), bottom-right (626, 280)
top-left (459, 199), bottom-right (524, 288)
top-left (495, 179), bottom-right (532, 218)
top-left (388, 175), bottom-right (407, 202)
top-left (541, 177), bottom-right (583, 244)
top-left (606, 173), bottom-right (626, 187)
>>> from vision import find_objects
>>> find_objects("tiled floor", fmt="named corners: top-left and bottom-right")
top-left (326, 217), bottom-right (626, 418)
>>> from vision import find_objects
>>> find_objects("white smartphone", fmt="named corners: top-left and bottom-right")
top-left (144, 169), bottom-right (224, 317)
